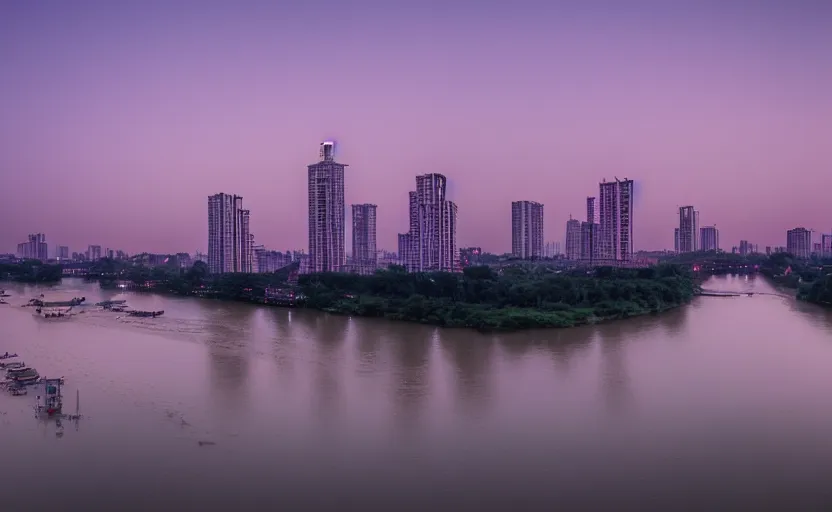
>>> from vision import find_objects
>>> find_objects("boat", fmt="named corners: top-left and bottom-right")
top-left (126, 310), bottom-right (164, 318)
top-left (0, 299), bottom-right (8, 305)
top-left (96, 300), bottom-right (127, 307)
top-left (0, 360), bottom-right (25, 370)
top-left (0, 352), bottom-right (19, 360)
top-left (35, 307), bottom-right (73, 319)
top-left (27, 297), bottom-right (85, 308)
top-left (6, 366), bottom-right (40, 385)
top-left (8, 385), bottom-right (27, 396)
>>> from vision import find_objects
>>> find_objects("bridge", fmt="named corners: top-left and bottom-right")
top-left (699, 288), bottom-right (791, 298)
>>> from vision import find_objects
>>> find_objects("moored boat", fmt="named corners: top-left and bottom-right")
top-left (0, 360), bottom-right (25, 370)
top-left (6, 366), bottom-right (40, 385)
top-left (126, 310), bottom-right (164, 318)
top-left (0, 352), bottom-right (19, 360)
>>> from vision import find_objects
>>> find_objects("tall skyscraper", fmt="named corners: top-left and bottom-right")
top-left (511, 200), bottom-right (544, 259)
top-left (308, 141), bottom-right (346, 273)
top-left (239, 209), bottom-right (252, 273)
top-left (87, 245), bottom-right (102, 261)
top-left (398, 173), bottom-right (458, 272)
top-left (822, 233), bottom-right (832, 259)
top-left (700, 226), bottom-right (719, 252)
top-left (586, 197), bottom-right (596, 224)
top-left (352, 204), bottom-right (378, 275)
top-left (674, 228), bottom-right (680, 253)
top-left (16, 233), bottom-right (48, 261)
top-left (786, 227), bottom-right (812, 259)
top-left (580, 197), bottom-right (600, 262)
top-left (207, 193), bottom-right (244, 274)
top-left (57, 246), bottom-right (69, 260)
top-left (565, 216), bottom-right (581, 260)
top-left (598, 178), bottom-right (634, 260)
top-left (678, 206), bottom-right (698, 253)
top-left (739, 240), bottom-right (751, 255)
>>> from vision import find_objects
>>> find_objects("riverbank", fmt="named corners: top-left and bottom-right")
top-left (0, 261), bottom-right (62, 283)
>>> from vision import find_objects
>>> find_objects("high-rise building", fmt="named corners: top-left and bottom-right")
top-left (739, 240), bottom-right (751, 255)
top-left (16, 233), bottom-right (48, 261)
top-left (398, 173), bottom-right (458, 272)
top-left (565, 217), bottom-right (581, 260)
top-left (87, 245), bottom-right (102, 261)
top-left (786, 227), bottom-right (812, 259)
top-left (674, 228), bottom-right (680, 253)
top-left (580, 197), bottom-right (600, 262)
top-left (544, 241), bottom-right (561, 258)
top-left (598, 178), bottom-right (634, 260)
top-left (308, 141), bottom-right (346, 273)
top-left (700, 226), bottom-right (719, 252)
top-left (238, 209), bottom-right (251, 273)
top-left (580, 222), bottom-right (601, 261)
top-left (822, 234), bottom-right (832, 259)
top-left (57, 246), bottom-right (69, 260)
top-left (207, 193), bottom-right (243, 274)
top-left (678, 206), bottom-right (698, 253)
top-left (586, 197), bottom-right (596, 224)
top-left (511, 200), bottom-right (544, 259)
top-left (352, 204), bottom-right (378, 275)
top-left (397, 233), bottom-right (412, 268)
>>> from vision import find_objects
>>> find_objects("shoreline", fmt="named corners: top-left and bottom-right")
top-left (3, 277), bottom-right (695, 333)
top-left (123, 285), bottom-right (695, 333)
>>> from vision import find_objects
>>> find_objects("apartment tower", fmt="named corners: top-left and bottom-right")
top-left (581, 197), bottom-right (600, 262)
top-left (208, 193), bottom-right (245, 274)
top-left (565, 216), bottom-right (581, 260)
top-left (398, 173), bottom-right (458, 272)
top-left (598, 178), bottom-right (634, 260)
top-left (700, 226), bottom-right (719, 252)
top-left (352, 204), bottom-right (378, 275)
top-left (511, 200), bottom-right (544, 259)
top-left (678, 206), bottom-right (699, 253)
top-left (786, 227), bottom-right (812, 259)
top-left (308, 141), bottom-right (347, 273)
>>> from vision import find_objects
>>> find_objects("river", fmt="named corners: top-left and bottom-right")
top-left (2, 275), bottom-right (832, 510)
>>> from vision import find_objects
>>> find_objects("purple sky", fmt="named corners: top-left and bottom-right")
top-left (1, 0), bottom-right (830, 255)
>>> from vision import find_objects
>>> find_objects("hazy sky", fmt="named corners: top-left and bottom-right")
top-left (1, 0), bottom-right (830, 255)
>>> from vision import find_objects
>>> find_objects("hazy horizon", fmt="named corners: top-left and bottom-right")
top-left (1, 0), bottom-right (830, 255)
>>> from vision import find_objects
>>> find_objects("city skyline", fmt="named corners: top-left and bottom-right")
top-left (1, 2), bottom-right (831, 254)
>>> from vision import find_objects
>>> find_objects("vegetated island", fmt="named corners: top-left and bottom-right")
top-left (85, 258), bottom-right (698, 331)
top-left (296, 264), bottom-right (699, 331)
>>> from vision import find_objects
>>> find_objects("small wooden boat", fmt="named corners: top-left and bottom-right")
top-left (0, 353), bottom-right (19, 360)
top-left (127, 310), bottom-right (164, 318)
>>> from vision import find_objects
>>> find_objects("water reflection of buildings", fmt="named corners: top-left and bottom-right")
top-left (199, 301), bottom-right (255, 410)
top-left (266, 308), bottom-right (298, 377)
top-left (439, 328), bottom-right (495, 418)
top-left (311, 313), bottom-right (349, 423)
top-left (593, 307), bottom-right (692, 414)
top-left (390, 325), bottom-right (433, 430)
top-left (498, 327), bottom-right (597, 376)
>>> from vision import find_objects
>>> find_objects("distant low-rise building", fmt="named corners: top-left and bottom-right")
top-left (459, 247), bottom-right (482, 267)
